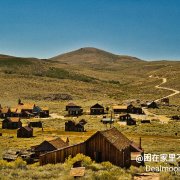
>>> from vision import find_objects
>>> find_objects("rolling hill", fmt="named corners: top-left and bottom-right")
top-left (0, 47), bottom-right (179, 109)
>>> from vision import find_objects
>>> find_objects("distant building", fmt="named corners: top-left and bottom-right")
top-left (17, 126), bottom-right (33, 138)
top-left (66, 103), bottom-right (83, 116)
top-left (2, 117), bottom-right (22, 129)
top-left (147, 101), bottom-right (158, 109)
top-left (65, 120), bottom-right (86, 132)
top-left (127, 104), bottom-right (143, 114)
top-left (90, 103), bottom-right (104, 115)
top-left (101, 118), bottom-right (114, 124)
top-left (119, 114), bottom-right (136, 125)
top-left (0, 107), bottom-right (11, 118)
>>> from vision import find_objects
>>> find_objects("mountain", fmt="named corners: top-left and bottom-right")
top-left (50, 47), bottom-right (143, 65)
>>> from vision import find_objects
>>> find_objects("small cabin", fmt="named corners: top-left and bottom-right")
top-left (33, 137), bottom-right (69, 156)
top-left (65, 120), bottom-right (85, 132)
top-left (17, 126), bottom-right (33, 138)
top-left (90, 103), bottom-right (104, 115)
top-left (2, 117), bottom-right (22, 129)
top-left (127, 104), bottom-right (143, 114)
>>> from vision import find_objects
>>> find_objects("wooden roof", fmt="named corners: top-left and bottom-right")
top-left (19, 126), bottom-right (33, 132)
top-left (90, 103), bottom-right (104, 109)
top-left (48, 137), bottom-right (68, 149)
top-left (99, 128), bottom-right (131, 151)
top-left (8, 117), bottom-right (21, 122)
top-left (41, 107), bottom-right (49, 111)
top-left (17, 103), bottom-right (35, 110)
top-left (66, 103), bottom-right (78, 107)
top-left (112, 105), bottom-right (127, 110)
top-left (1, 107), bottom-right (10, 114)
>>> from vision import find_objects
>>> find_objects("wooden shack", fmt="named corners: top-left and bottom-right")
top-left (90, 103), bottom-right (104, 115)
top-left (119, 114), bottom-right (136, 125)
top-left (33, 137), bottom-right (69, 156)
top-left (112, 105), bottom-right (127, 114)
top-left (66, 103), bottom-right (83, 116)
top-left (127, 104), bottom-right (143, 114)
top-left (17, 126), bottom-right (33, 138)
top-left (2, 117), bottom-right (22, 129)
top-left (65, 120), bottom-right (85, 132)
top-left (40, 128), bottom-right (144, 167)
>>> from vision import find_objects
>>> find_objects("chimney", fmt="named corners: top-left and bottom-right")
top-left (66, 137), bottom-right (69, 145)
top-left (139, 137), bottom-right (142, 149)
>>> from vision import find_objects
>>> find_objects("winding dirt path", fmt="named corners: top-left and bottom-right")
top-left (144, 76), bottom-right (180, 123)
top-left (149, 75), bottom-right (180, 102)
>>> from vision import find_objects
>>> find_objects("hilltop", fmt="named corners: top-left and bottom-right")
top-left (50, 47), bottom-right (143, 65)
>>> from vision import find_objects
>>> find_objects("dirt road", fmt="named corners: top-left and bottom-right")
top-left (149, 75), bottom-right (180, 102)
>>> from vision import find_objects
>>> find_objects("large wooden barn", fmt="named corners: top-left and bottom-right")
top-left (40, 128), bottom-right (144, 167)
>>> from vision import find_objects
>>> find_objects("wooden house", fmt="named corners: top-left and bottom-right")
top-left (40, 107), bottom-right (49, 117)
top-left (90, 103), bottom-right (104, 115)
top-left (40, 128), bottom-right (144, 167)
top-left (2, 117), bottom-right (22, 129)
top-left (127, 104), bottom-right (143, 114)
top-left (161, 98), bottom-right (169, 105)
top-left (66, 103), bottom-right (83, 116)
top-left (33, 137), bottom-right (69, 156)
top-left (119, 114), bottom-right (136, 125)
top-left (112, 105), bottom-right (127, 114)
top-left (17, 126), bottom-right (33, 138)
top-left (65, 120), bottom-right (85, 132)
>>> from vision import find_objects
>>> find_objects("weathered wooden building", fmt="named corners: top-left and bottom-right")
top-left (33, 137), bottom-right (69, 156)
top-left (40, 128), bottom-right (144, 167)
top-left (17, 126), bottom-right (33, 138)
top-left (127, 104), bottom-right (143, 114)
top-left (65, 120), bottom-right (85, 132)
top-left (66, 103), bottom-right (83, 116)
top-left (90, 103), bottom-right (104, 115)
top-left (2, 117), bottom-right (22, 129)
top-left (119, 114), bottom-right (136, 125)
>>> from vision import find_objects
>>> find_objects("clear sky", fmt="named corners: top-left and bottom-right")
top-left (0, 0), bottom-right (180, 60)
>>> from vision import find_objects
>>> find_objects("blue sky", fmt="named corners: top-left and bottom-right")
top-left (0, 0), bottom-right (180, 60)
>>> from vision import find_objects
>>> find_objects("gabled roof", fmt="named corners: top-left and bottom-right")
top-left (47, 137), bottom-right (68, 149)
top-left (19, 126), bottom-right (33, 132)
top-left (17, 103), bottom-right (35, 110)
top-left (89, 128), bottom-right (132, 151)
top-left (1, 107), bottom-right (10, 114)
top-left (66, 103), bottom-right (78, 107)
top-left (90, 103), bottom-right (104, 109)
top-left (8, 117), bottom-right (21, 123)
top-left (41, 107), bottom-right (49, 111)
